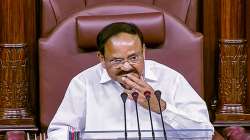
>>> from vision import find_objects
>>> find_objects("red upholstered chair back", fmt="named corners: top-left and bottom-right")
top-left (39, 3), bottom-right (203, 129)
top-left (41, 0), bottom-right (199, 36)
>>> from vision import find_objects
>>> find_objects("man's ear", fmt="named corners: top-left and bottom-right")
top-left (97, 52), bottom-right (106, 68)
top-left (143, 43), bottom-right (146, 59)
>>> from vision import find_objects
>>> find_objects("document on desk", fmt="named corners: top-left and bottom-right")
top-left (68, 128), bottom-right (213, 140)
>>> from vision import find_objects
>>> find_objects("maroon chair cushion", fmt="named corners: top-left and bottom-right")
top-left (76, 12), bottom-right (165, 49)
top-left (39, 3), bottom-right (203, 129)
top-left (86, 0), bottom-right (153, 6)
top-left (41, 0), bottom-right (199, 37)
top-left (50, 0), bottom-right (86, 22)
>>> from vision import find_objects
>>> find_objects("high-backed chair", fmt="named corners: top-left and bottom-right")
top-left (41, 0), bottom-right (199, 37)
top-left (39, 2), bottom-right (203, 130)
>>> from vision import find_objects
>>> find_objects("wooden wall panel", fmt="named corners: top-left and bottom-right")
top-left (0, 0), bottom-right (37, 130)
top-left (203, 0), bottom-right (250, 126)
top-left (213, 0), bottom-right (250, 125)
top-left (202, 0), bottom-right (220, 120)
top-left (24, 0), bottom-right (39, 125)
top-left (220, 0), bottom-right (245, 38)
top-left (247, 0), bottom-right (250, 107)
top-left (0, 0), bottom-right (25, 43)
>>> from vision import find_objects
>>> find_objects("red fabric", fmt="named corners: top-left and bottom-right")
top-left (6, 131), bottom-right (25, 140)
top-left (224, 126), bottom-right (250, 140)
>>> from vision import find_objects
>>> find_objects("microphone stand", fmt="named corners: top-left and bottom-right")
top-left (121, 92), bottom-right (128, 140)
top-left (154, 90), bottom-right (167, 140)
top-left (144, 91), bottom-right (155, 140)
top-left (132, 92), bottom-right (141, 140)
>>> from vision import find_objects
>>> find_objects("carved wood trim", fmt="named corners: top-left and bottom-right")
top-left (0, 0), bottom-right (37, 131)
top-left (219, 39), bottom-right (247, 105)
top-left (213, 0), bottom-right (250, 125)
top-left (215, 39), bottom-right (250, 122)
top-left (0, 44), bottom-right (35, 127)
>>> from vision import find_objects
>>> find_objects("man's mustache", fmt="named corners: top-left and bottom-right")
top-left (117, 70), bottom-right (138, 76)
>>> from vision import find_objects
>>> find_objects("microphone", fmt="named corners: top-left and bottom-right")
top-left (144, 91), bottom-right (155, 140)
top-left (154, 90), bottom-right (167, 140)
top-left (131, 92), bottom-right (141, 140)
top-left (121, 92), bottom-right (128, 140)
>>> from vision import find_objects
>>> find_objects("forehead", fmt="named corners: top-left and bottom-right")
top-left (104, 32), bottom-right (142, 57)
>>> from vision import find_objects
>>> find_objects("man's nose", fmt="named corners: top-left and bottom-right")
top-left (120, 61), bottom-right (133, 71)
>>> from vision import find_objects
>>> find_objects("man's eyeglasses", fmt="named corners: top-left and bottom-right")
top-left (106, 54), bottom-right (143, 68)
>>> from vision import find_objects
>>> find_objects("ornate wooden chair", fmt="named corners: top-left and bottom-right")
top-left (39, 1), bottom-right (222, 139)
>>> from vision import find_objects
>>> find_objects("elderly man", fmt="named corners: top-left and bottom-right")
top-left (47, 22), bottom-right (214, 139)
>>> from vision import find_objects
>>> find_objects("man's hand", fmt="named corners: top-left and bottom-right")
top-left (121, 73), bottom-right (166, 113)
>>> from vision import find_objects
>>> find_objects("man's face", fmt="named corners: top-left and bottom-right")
top-left (98, 32), bottom-right (145, 86)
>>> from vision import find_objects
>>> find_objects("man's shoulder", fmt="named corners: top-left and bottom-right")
top-left (72, 63), bottom-right (102, 81)
top-left (145, 60), bottom-right (181, 75)
top-left (144, 60), bottom-right (185, 83)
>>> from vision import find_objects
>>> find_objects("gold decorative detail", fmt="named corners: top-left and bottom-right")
top-left (0, 44), bottom-right (31, 119)
top-left (218, 39), bottom-right (247, 113)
